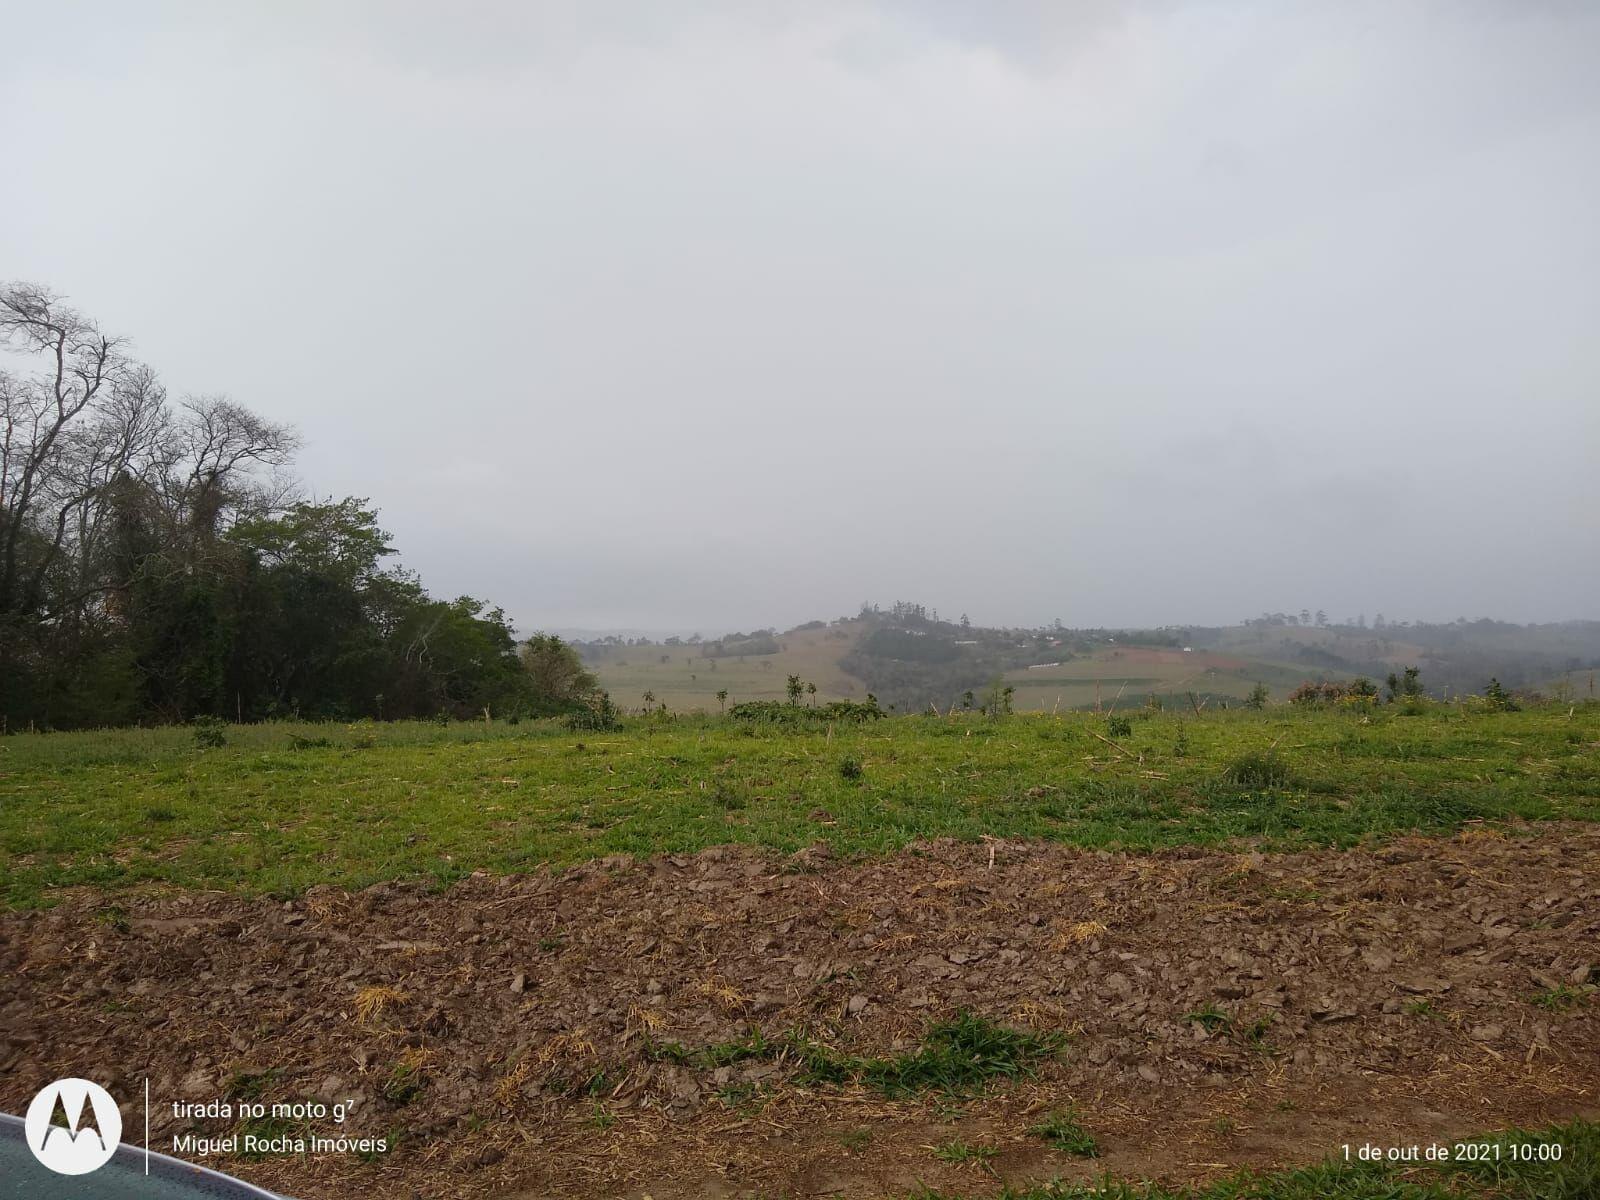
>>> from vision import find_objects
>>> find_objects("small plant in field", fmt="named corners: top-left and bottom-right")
top-left (144, 805), bottom-right (177, 823)
top-left (1405, 999), bottom-right (1439, 1019)
top-left (381, 1059), bottom-right (427, 1105)
top-left (1105, 715), bottom-right (1133, 739)
top-left (838, 755), bottom-right (863, 781)
top-left (931, 1138), bottom-right (997, 1168)
top-left (94, 905), bottom-right (130, 933)
top-left (1532, 985), bottom-right (1588, 1012)
top-left (191, 715), bottom-right (226, 749)
top-left (1222, 751), bottom-right (1294, 790)
top-left (1185, 1003), bottom-right (1232, 1033)
top-left (1028, 1107), bottom-right (1098, 1157)
top-left (837, 1128), bottom-right (872, 1153)
top-left (346, 723), bottom-right (379, 749)
top-left (288, 733), bottom-right (333, 750)
top-left (1242, 1015), bottom-right (1274, 1045)
top-left (1484, 677), bottom-right (1519, 712)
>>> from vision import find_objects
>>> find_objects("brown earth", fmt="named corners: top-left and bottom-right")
top-left (2, 826), bottom-right (1597, 1199)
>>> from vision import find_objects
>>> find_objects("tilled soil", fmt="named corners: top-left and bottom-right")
top-left (2, 825), bottom-right (1598, 1198)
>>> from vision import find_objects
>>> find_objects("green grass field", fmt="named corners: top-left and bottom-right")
top-left (3, 703), bottom-right (1596, 909)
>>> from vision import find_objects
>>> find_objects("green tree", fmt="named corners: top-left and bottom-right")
top-left (520, 634), bottom-right (596, 710)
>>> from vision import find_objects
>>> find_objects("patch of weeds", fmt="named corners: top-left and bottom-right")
top-left (1211, 1116), bottom-right (1236, 1137)
top-left (354, 1128), bottom-right (399, 1163)
top-left (1028, 1107), bottom-right (1098, 1157)
top-left (652, 1013), bottom-right (1059, 1099)
top-left (1241, 1016), bottom-right (1275, 1049)
top-left (1532, 985), bottom-right (1589, 1012)
top-left (1221, 751), bottom-right (1295, 790)
top-left (1405, 999), bottom-right (1440, 1019)
top-left (701, 1029), bottom-right (772, 1067)
top-left (94, 905), bottom-right (130, 933)
top-left (381, 1060), bottom-right (428, 1106)
top-left (838, 755), bottom-right (864, 781)
top-left (798, 1012), bottom-right (1063, 1096)
top-left (588, 1102), bottom-right (616, 1130)
top-left (224, 1067), bottom-right (282, 1102)
top-left (931, 1138), bottom-right (997, 1168)
top-left (537, 931), bottom-right (567, 951)
top-left (1184, 1003), bottom-right (1232, 1033)
top-left (837, 1128), bottom-right (872, 1153)
top-left (1105, 716), bottom-right (1133, 739)
top-left (288, 733), bottom-right (334, 750)
top-left (715, 1081), bottom-right (762, 1111)
top-left (710, 776), bottom-right (748, 810)
top-left (641, 1038), bottom-right (693, 1064)
top-left (144, 805), bottom-right (177, 823)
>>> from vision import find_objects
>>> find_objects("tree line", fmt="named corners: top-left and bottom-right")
top-left (0, 283), bottom-right (590, 729)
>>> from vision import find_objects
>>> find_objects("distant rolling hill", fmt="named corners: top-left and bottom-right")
top-left (576, 611), bottom-right (1600, 714)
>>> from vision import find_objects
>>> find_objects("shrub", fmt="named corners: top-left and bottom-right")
top-left (1223, 751), bottom-right (1295, 790)
top-left (1244, 682), bottom-right (1269, 710)
top-left (838, 756), bottom-right (863, 781)
top-left (728, 698), bottom-right (884, 725)
top-left (191, 715), bottom-right (227, 749)
top-left (1289, 678), bottom-right (1377, 708)
top-left (1484, 677), bottom-right (1519, 712)
top-left (1106, 715), bottom-right (1133, 739)
top-left (565, 691), bottom-right (620, 732)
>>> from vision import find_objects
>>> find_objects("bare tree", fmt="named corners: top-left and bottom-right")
top-left (1, 282), bottom-right (300, 626)
top-left (0, 283), bottom-right (128, 615)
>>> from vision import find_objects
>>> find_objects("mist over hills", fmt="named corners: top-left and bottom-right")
top-left (572, 602), bottom-right (1600, 714)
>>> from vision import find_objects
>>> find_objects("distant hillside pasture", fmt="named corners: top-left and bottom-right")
top-left (1003, 646), bottom-right (1316, 711)
top-left (585, 620), bottom-right (870, 711)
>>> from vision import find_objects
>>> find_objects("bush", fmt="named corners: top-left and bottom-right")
top-left (1105, 715), bottom-right (1133, 739)
top-left (1244, 682), bottom-right (1269, 710)
top-left (191, 715), bottom-right (227, 749)
top-left (838, 756), bottom-right (863, 781)
top-left (728, 698), bottom-right (884, 725)
top-left (1223, 751), bottom-right (1295, 790)
top-left (1484, 677), bottom-right (1519, 712)
top-left (1289, 678), bottom-right (1377, 708)
top-left (564, 691), bottom-right (620, 731)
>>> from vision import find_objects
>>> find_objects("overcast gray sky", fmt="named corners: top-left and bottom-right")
top-left (4, 1), bottom-right (1597, 633)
